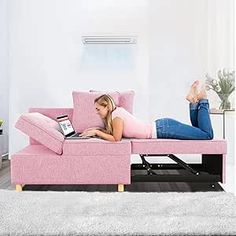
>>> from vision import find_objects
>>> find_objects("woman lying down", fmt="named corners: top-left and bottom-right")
top-left (79, 81), bottom-right (214, 142)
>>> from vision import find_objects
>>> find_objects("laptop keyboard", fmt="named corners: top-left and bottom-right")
top-left (72, 133), bottom-right (82, 137)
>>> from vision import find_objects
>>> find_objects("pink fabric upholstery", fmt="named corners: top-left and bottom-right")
top-left (11, 144), bottom-right (131, 185)
top-left (72, 91), bottom-right (119, 132)
top-left (118, 90), bottom-right (135, 114)
top-left (131, 139), bottom-right (227, 154)
top-left (28, 108), bottom-right (73, 145)
top-left (11, 137), bottom-right (227, 186)
top-left (29, 108), bottom-right (73, 120)
top-left (90, 90), bottom-right (135, 114)
top-left (15, 112), bottom-right (64, 154)
top-left (63, 138), bottom-right (131, 155)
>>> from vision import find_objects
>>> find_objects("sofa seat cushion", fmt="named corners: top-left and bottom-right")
top-left (63, 138), bottom-right (131, 156)
top-left (131, 139), bottom-right (227, 154)
top-left (12, 144), bottom-right (58, 156)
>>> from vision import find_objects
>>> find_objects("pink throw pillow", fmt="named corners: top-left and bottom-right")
top-left (117, 90), bottom-right (135, 114)
top-left (15, 112), bottom-right (64, 154)
top-left (72, 91), bottom-right (119, 132)
top-left (89, 90), bottom-right (135, 114)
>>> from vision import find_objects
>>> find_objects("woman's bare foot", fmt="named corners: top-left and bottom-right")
top-left (186, 80), bottom-right (199, 103)
top-left (197, 83), bottom-right (207, 100)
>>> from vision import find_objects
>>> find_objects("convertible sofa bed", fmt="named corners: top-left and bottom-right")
top-left (11, 91), bottom-right (227, 192)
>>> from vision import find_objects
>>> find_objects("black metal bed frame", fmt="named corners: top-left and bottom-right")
top-left (131, 154), bottom-right (223, 187)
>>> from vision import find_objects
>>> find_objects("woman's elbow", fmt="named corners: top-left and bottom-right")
top-left (113, 136), bottom-right (122, 142)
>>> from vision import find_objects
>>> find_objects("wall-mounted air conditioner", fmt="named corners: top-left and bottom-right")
top-left (82, 36), bottom-right (137, 44)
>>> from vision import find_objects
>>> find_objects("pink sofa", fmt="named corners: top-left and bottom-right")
top-left (11, 92), bottom-right (227, 192)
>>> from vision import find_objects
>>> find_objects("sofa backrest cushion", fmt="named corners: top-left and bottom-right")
top-left (72, 91), bottom-right (119, 132)
top-left (89, 90), bottom-right (135, 114)
top-left (15, 112), bottom-right (64, 154)
top-left (72, 90), bottom-right (135, 133)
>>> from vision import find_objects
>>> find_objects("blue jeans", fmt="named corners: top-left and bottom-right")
top-left (155, 99), bottom-right (214, 140)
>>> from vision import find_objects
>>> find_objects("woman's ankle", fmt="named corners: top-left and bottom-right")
top-left (189, 102), bottom-right (198, 110)
top-left (198, 98), bottom-right (208, 103)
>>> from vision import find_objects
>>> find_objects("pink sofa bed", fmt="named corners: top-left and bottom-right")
top-left (11, 91), bottom-right (227, 192)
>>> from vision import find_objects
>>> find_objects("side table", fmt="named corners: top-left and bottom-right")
top-left (210, 109), bottom-right (235, 139)
top-left (210, 109), bottom-right (235, 194)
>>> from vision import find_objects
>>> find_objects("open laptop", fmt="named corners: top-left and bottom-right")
top-left (57, 115), bottom-right (90, 139)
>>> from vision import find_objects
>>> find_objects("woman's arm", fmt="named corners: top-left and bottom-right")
top-left (84, 126), bottom-right (108, 133)
top-left (95, 130), bottom-right (116, 141)
top-left (96, 117), bottom-right (123, 141)
top-left (80, 117), bottom-right (123, 142)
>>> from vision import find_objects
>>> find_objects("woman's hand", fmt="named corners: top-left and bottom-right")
top-left (79, 129), bottom-right (98, 137)
top-left (83, 127), bottom-right (101, 132)
top-left (79, 118), bottom-right (123, 141)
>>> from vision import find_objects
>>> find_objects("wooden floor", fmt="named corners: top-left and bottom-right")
top-left (0, 159), bottom-right (224, 192)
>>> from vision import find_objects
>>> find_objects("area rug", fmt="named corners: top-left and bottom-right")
top-left (0, 190), bottom-right (236, 236)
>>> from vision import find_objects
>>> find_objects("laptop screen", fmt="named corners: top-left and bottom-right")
top-left (57, 115), bottom-right (75, 137)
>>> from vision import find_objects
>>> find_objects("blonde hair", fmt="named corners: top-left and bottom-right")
top-left (94, 94), bottom-right (116, 134)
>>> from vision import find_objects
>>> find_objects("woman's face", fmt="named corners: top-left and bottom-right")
top-left (95, 103), bottom-right (109, 118)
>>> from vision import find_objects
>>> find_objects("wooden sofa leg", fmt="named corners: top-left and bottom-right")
top-left (16, 184), bottom-right (23, 192)
top-left (118, 184), bottom-right (124, 192)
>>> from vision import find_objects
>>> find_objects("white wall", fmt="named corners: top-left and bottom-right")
top-left (206, 0), bottom-right (235, 109)
top-left (148, 0), bottom-right (208, 123)
top-left (8, 0), bottom-right (149, 154)
top-left (0, 0), bottom-right (9, 154)
top-left (8, 0), bottom-right (234, 163)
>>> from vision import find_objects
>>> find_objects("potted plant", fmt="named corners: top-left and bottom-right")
top-left (205, 69), bottom-right (235, 110)
top-left (0, 119), bottom-right (3, 135)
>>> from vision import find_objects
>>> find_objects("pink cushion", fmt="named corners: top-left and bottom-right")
top-left (118, 90), bottom-right (135, 114)
top-left (15, 112), bottom-right (64, 154)
top-left (72, 91), bottom-right (119, 132)
top-left (28, 108), bottom-right (73, 145)
top-left (130, 139), bottom-right (227, 154)
top-left (63, 138), bottom-right (131, 155)
top-left (89, 90), bottom-right (135, 114)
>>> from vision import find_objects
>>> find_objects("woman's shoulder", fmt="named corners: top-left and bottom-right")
top-left (112, 106), bottom-right (127, 114)
top-left (112, 107), bottom-right (128, 119)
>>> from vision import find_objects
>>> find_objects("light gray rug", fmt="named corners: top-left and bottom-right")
top-left (0, 190), bottom-right (236, 236)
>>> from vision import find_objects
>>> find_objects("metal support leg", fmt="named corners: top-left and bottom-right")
top-left (140, 155), bottom-right (157, 175)
top-left (140, 154), bottom-right (200, 176)
top-left (167, 154), bottom-right (200, 175)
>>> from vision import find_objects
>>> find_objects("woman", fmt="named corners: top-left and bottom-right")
top-left (80, 81), bottom-right (214, 142)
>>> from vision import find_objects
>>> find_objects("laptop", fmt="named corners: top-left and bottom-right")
top-left (57, 115), bottom-right (90, 139)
